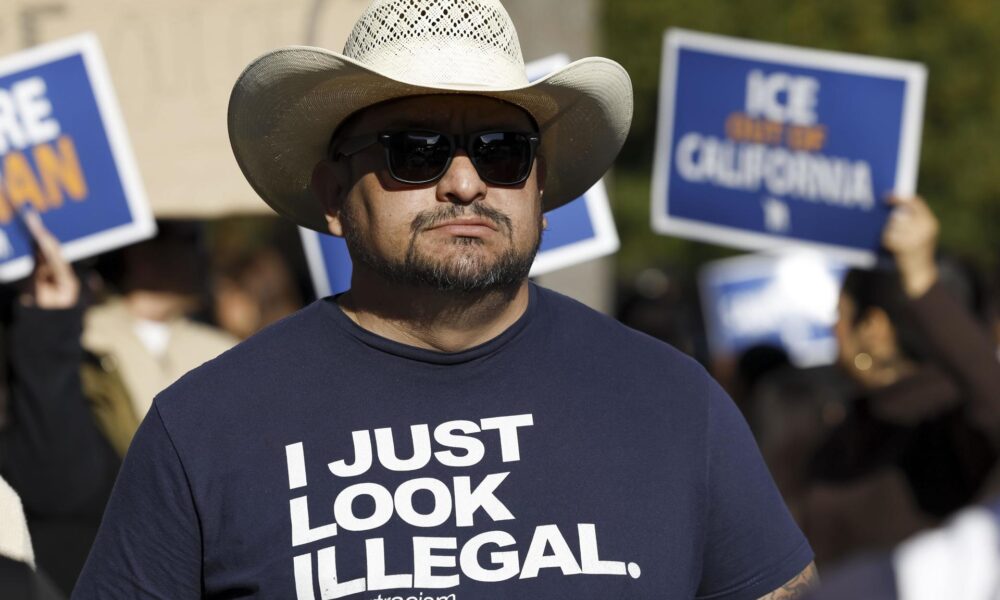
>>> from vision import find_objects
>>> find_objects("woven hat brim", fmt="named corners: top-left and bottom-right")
top-left (228, 46), bottom-right (633, 232)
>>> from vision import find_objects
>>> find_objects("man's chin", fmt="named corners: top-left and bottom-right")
top-left (402, 248), bottom-right (535, 294)
top-left (346, 226), bottom-right (540, 294)
top-left (410, 260), bottom-right (519, 293)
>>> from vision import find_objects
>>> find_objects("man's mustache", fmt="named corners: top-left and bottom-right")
top-left (410, 204), bottom-right (513, 237)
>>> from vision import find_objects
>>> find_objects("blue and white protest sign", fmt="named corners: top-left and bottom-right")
top-left (300, 232), bottom-right (352, 298)
top-left (301, 54), bottom-right (620, 297)
top-left (699, 251), bottom-right (846, 367)
top-left (653, 29), bottom-right (926, 266)
top-left (0, 33), bottom-right (154, 281)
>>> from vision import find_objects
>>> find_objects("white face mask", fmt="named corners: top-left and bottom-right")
top-left (132, 318), bottom-right (172, 359)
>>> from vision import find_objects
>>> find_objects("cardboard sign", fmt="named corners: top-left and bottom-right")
top-left (698, 251), bottom-right (846, 367)
top-left (0, 33), bottom-right (154, 281)
top-left (653, 29), bottom-right (926, 266)
top-left (300, 54), bottom-right (620, 297)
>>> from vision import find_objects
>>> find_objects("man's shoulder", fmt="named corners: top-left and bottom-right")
top-left (152, 300), bottom-right (337, 415)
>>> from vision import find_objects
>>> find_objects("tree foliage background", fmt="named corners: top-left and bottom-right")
top-left (601, 0), bottom-right (1000, 280)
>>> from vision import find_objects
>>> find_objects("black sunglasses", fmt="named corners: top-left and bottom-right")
top-left (331, 130), bottom-right (541, 186)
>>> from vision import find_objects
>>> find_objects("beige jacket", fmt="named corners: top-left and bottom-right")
top-left (83, 298), bottom-right (237, 424)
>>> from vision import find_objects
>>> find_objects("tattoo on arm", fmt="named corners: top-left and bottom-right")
top-left (757, 562), bottom-right (819, 600)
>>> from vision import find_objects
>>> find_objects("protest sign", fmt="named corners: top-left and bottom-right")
top-left (0, 33), bottom-right (154, 281)
top-left (300, 53), bottom-right (620, 298)
top-left (1, 0), bottom-right (373, 220)
top-left (653, 29), bottom-right (926, 266)
top-left (300, 231), bottom-right (351, 298)
top-left (698, 251), bottom-right (846, 367)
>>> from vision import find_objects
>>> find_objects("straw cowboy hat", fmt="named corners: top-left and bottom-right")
top-left (227, 0), bottom-right (633, 233)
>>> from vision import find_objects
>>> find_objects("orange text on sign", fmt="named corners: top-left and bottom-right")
top-left (0, 135), bottom-right (88, 223)
top-left (785, 124), bottom-right (827, 152)
top-left (725, 113), bottom-right (785, 146)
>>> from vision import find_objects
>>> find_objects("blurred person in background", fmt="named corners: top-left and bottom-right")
top-left (800, 195), bottom-right (1000, 565)
top-left (82, 221), bottom-right (237, 453)
top-left (212, 247), bottom-right (303, 340)
top-left (0, 212), bottom-right (120, 597)
top-left (0, 475), bottom-right (63, 599)
top-left (745, 351), bottom-right (853, 513)
top-left (990, 268), bottom-right (1000, 359)
top-left (616, 265), bottom-right (703, 360)
top-left (805, 494), bottom-right (1000, 600)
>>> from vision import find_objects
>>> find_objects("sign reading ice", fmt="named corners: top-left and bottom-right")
top-left (0, 33), bottom-right (154, 281)
top-left (652, 29), bottom-right (926, 266)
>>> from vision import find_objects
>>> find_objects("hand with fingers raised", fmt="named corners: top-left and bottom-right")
top-left (882, 195), bottom-right (939, 299)
top-left (19, 210), bottom-right (80, 310)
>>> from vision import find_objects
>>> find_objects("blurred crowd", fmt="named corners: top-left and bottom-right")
top-left (0, 215), bottom-right (309, 597)
top-left (0, 195), bottom-right (998, 598)
top-left (619, 197), bottom-right (1000, 596)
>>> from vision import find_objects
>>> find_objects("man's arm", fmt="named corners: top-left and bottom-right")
top-left (696, 376), bottom-right (815, 599)
top-left (72, 404), bottom-right (202, 598)
top-left (884, 195), bottom-right (1000, 433)
top-left (757, 562), bottom-right (819, 599)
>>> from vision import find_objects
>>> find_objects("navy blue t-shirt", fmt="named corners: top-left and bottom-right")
top-left (74, 285), bottom-right (812, 599)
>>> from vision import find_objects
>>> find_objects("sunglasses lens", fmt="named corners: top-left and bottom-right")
top-left (386, 131), bottom-right (452, 183)
top-left (472, 132), bottom-right (534, 184)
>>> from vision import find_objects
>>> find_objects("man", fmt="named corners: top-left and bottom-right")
top-left (74, 1), bottom-right (815, 598)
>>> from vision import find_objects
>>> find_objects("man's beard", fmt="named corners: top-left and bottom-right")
top-left (342, 202), bottom-right (542, 294)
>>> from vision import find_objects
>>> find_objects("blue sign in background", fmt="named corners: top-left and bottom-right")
top-left (664, 47), bottom-right (909, 253)
top-left (540, 198), bottom-right (594, 251)
top-left (316, 235), bottom-right (352, 295)
top-left (0, 52), bottom-right (136, 263)
top-left (704, 275), bottom-right (834, 355)
top-left (699, 254), bottom-right (846, 367)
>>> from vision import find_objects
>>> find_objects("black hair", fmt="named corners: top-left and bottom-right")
top-left (840, 267), bottom-right (925, 362)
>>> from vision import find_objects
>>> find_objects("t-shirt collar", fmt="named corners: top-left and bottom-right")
top-left (321, 283), bottom-right (538, 365)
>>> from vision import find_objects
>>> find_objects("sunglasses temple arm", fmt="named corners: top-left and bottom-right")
top-left (329, 134), bottom-right (381, 159)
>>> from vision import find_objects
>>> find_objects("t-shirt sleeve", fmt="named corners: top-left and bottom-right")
top-left (696, 377), bottom-right (814, 600)
top-left (72, 404), bottom-right (202, 599)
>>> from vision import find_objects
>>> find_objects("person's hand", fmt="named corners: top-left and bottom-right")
top-left (882, 195), bottom-right (939, 298)
top-left (20, 210), bottom-right (80, 309)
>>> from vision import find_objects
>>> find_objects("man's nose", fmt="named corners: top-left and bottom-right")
top-left (436, 150), bottom-right (487, 205)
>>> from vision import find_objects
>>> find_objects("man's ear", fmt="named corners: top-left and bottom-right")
top-left (311, 160), bottom-right (348, 237)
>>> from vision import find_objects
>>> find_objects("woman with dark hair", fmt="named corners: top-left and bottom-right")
top-left (802, 196), bottom-right (1000, 564)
